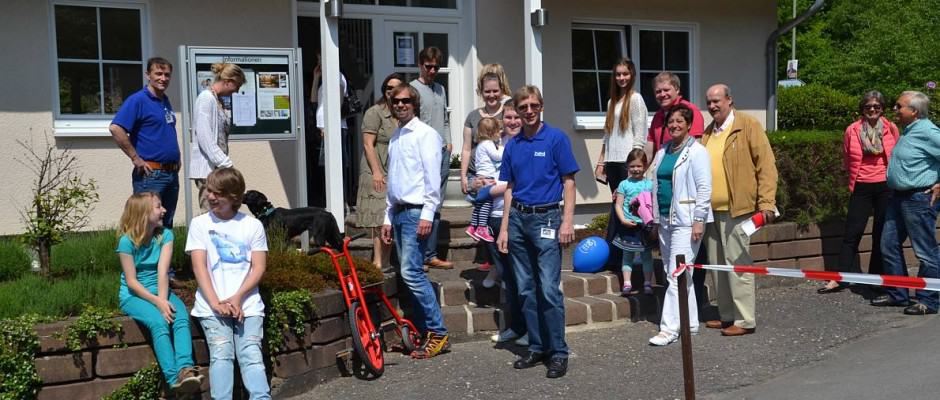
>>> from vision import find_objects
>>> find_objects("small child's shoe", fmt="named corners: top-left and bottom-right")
top-left (476, 226), bottom-right (495, 242)
top-left (621, 284), bottom-right (633, 296)
top-left (643, 283), bottom-right (653, 295)
top-left (465, 226), bottom-right (480, 241)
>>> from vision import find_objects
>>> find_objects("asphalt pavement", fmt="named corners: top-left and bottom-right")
top-left (287, 282), bottom-right (932, 400)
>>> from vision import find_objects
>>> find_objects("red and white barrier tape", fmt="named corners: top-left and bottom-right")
top-left (673, 263), bottom-right (940, 292)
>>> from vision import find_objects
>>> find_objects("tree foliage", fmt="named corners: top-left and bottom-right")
top-left (778, 0), bottom-right (940, 102)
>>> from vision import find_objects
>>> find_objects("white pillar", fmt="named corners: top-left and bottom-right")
top-left (524, 0), bottom-right (544, 90)
top-left (320, 1), bottom-right (345, 232)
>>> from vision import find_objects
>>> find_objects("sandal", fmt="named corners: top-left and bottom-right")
top-left (621, 284), bottom-right (633, 296)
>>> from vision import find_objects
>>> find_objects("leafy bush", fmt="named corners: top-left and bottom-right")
top-left (777, 84), bottom-right (859, 131)
top-left (170, 226), bottom-right (191, 274)
top-left (769, 130), bottom-right (850, 226)
top-left (61, 304), bottom-right (122, 351)
top-left (50, 229), bottom-right (118, 278)
top-left (0, 273), bottom-right (119, 319)
top-left (0, 314), bottom-right (44, 400)
top-left (585, 213), bottom-right (609, 231)
top-left (102, 363), bottom-right (162, 400)
top-left (0, 240), bottom-right (32, 282)
top-left (264, 290), bottom-right (315, 357)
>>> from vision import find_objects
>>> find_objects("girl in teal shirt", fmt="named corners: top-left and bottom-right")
top-left (117, 192), bottom-right (203, 395)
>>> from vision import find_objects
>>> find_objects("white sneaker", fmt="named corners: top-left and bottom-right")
top-left (649, 331), bottom-right (678, 346)
top-left (514, 334), bottom-right (529, 347)
top-left (490, 329), bottom-right (520, 343)
top-left (482, 269), bottom-right (500, 288)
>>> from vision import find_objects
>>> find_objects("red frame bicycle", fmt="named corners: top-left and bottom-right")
top-left (312, 232), bottom-right (421, 378)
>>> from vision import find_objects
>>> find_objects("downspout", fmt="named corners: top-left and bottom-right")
top-left (766, 0), bottom-right (825, 131)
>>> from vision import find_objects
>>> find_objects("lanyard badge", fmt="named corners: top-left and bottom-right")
top-left (164, 107), bottom-right (175, 124)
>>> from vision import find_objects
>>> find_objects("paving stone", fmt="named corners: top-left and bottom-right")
top-left (312, 289), bottom-right (346, 318)
top-left (35, 320), bottom-right (71, 353)
top-left (469, 307), bottom-right (500, 332)
top-left (309, 316), bottom-right (350, 345)
top-left (595, 293), bottom-right (632, 320)
top-left (564, 299), bottom-right (587, 326)
top-left (575, 296), bottom-right (613, 323)
top-left (442, 305), bottom-right (469, 332)
top-left (274, 349), bottom-right (314, 379)
top-left (561, 275), bottom-right (585, 297)
top-left (752, 222), bottom-right (796, 244)
top-left (306, 338), bottom-right (351, 370)
top-left (38, 377), bottom-right (129, 400)
top-left (440, 280), bottom-right (469, 306)
top-left (769, 238), bottom-right (822, 259)
top-left (35, 352), bottom-right (93, 384)
top-left (750, 243), bottom-right (769, 261)
top-left (95, 345), bottom-right (155, 377)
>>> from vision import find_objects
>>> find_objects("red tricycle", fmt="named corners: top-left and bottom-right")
top-left (310, 232), bottom-right (421, 377)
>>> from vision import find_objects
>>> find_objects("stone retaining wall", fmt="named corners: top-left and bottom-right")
top-left (32, 276), bottom-right (398, 400)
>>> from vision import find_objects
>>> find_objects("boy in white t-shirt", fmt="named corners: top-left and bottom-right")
top-left (186, 167), bottom-right (270, 399)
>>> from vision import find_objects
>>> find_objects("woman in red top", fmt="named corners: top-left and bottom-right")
top-left (819, 91), bottom-right (899, 293)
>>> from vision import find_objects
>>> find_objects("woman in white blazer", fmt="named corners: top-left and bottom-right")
top-left (647, 104), bottom-right (712, 346)
top-left (190, 63), bottom-right (245, 211)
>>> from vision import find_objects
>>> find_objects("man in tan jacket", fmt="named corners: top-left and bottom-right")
top-left (701, 84), bottom-right (778, 336)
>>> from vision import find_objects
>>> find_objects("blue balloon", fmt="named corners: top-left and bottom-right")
top-left (572, 236), bottom-right (609, 273)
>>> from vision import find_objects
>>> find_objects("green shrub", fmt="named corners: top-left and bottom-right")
top-left (777, 84), bottom-right (859, 131)
top-left (264, 290), bottom-right (315, 358)
top-left (0, 240), bottom-right (32, 282)
top-left (61, 304), bottom-right (122, 351)
top-left (769, 130), bottom-right (850, 226)
top-left (0, 314), bottom-right (44, 400)
top-left (0, 273), bottom-right (119, 319)
top-left (170, 226), bottom-right (191, 274)
top-left (585, 213), bottom-right (609, 231)
top-left (102, 363), bottom-right (162, 400)
top-left (50, 229), bottom-right (118, 278)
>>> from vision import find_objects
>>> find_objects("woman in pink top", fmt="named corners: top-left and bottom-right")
top-left (818, 91), bottom-right (899, 293)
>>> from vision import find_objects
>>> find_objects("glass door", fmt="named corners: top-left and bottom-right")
top-left (380, 21), bottom-right (459, 146)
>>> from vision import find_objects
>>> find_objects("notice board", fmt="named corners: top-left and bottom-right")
top-left (182, 47), bottom-right (302, 140)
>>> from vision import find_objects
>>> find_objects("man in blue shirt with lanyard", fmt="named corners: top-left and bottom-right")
top-left (110, 57), bottom-right (181, 227)
top-left (497, 85), bottom-right (579, 379)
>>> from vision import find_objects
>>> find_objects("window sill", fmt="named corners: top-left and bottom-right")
top-left (54, 119), bottom-right (113, 137)
top-left (574, 115), bottom-right (605, 131)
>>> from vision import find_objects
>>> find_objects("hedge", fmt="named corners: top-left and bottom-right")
top-left (777, 84), bottom-right (859, 131)
top-left (769, 130), bottom-right (849, 226)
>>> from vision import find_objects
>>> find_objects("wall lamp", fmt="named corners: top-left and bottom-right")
top-left (531, 8), bottom-right (548, 27)
top-left (326, 0), bottom-right (343, 18)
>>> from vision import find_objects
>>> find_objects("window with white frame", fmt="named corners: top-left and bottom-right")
top-left (572, 23), bottom-right (694, 126)
top-left (52, 2), bottom-right (146, 119)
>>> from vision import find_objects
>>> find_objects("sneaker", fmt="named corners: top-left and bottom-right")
top-left (412, 332), bottom-right (450, 359)
top-left (514, 333), bottom-right (529, 347)
top-left (643, 283), bottom-right (653, 295)
top-left (476, 227), bottom-right (495, 242)
top-left (171, 367), bottom-right (204, 395)
top-left (490, 329), bottom-right (521, 343)
top-left (465, 226), bottom-right (480, 241)
top-left (649, 331), bottom-right (678, 346)
top-left (425, 258), bottom-right (454, 270)
top-left (476, 262), bottom-right (492, 272)
top-left (482, 268), bottom-right (500, 288)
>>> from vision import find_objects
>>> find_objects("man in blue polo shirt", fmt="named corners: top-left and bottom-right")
top-left (497, 85), bottom-right (579, 379)
top-left (110, 57), bottom-right (180, 227)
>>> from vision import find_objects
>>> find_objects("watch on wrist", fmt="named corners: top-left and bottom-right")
top-left (693, 217), bottom-right (705, 223)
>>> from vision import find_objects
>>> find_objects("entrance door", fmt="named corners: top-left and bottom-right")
top-left (379, 21), bottom-right (460, 151)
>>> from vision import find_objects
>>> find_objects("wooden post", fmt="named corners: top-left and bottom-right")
top-left (676, 254), bottom-right (696, 399)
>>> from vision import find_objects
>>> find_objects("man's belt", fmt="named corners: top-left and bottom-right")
top-left (894, 186), bottom-right (932, 197)
top-left (511, 200), bottom-right (559, 214)
top-left (393, 203), bottom-right (424, 213)
top-left (144, 161), bottom-right (180, 172)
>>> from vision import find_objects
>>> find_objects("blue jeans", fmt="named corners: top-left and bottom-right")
top-left (199, 315), bottom-right (270, 400)
top-left (120, 293), bottom-right (192, 385)
top-left (485, 216), bottom-right (526, 336)
top-left (423, 147), bottom-right (451, 262)
top-left (881, 191), bottom-right (940, 310)
top-left (508, 208), bottom-right (568, 358)
top-left (393, 207), bottom-right (447, 334)
top-left (132, 169), bottom-right (179, 228)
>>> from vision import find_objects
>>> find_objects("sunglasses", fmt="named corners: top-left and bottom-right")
top-left (516, 103), bottom-right (542, 112)
top-left (423, 64), bottom-right (440, 71)
top-left (392, 97), bottom-right (414, 105)
top-left (863, 104), bottom-right (883, 111)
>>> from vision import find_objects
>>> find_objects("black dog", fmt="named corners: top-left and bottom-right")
top-left (243, 190), bottom-right (343, 250)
